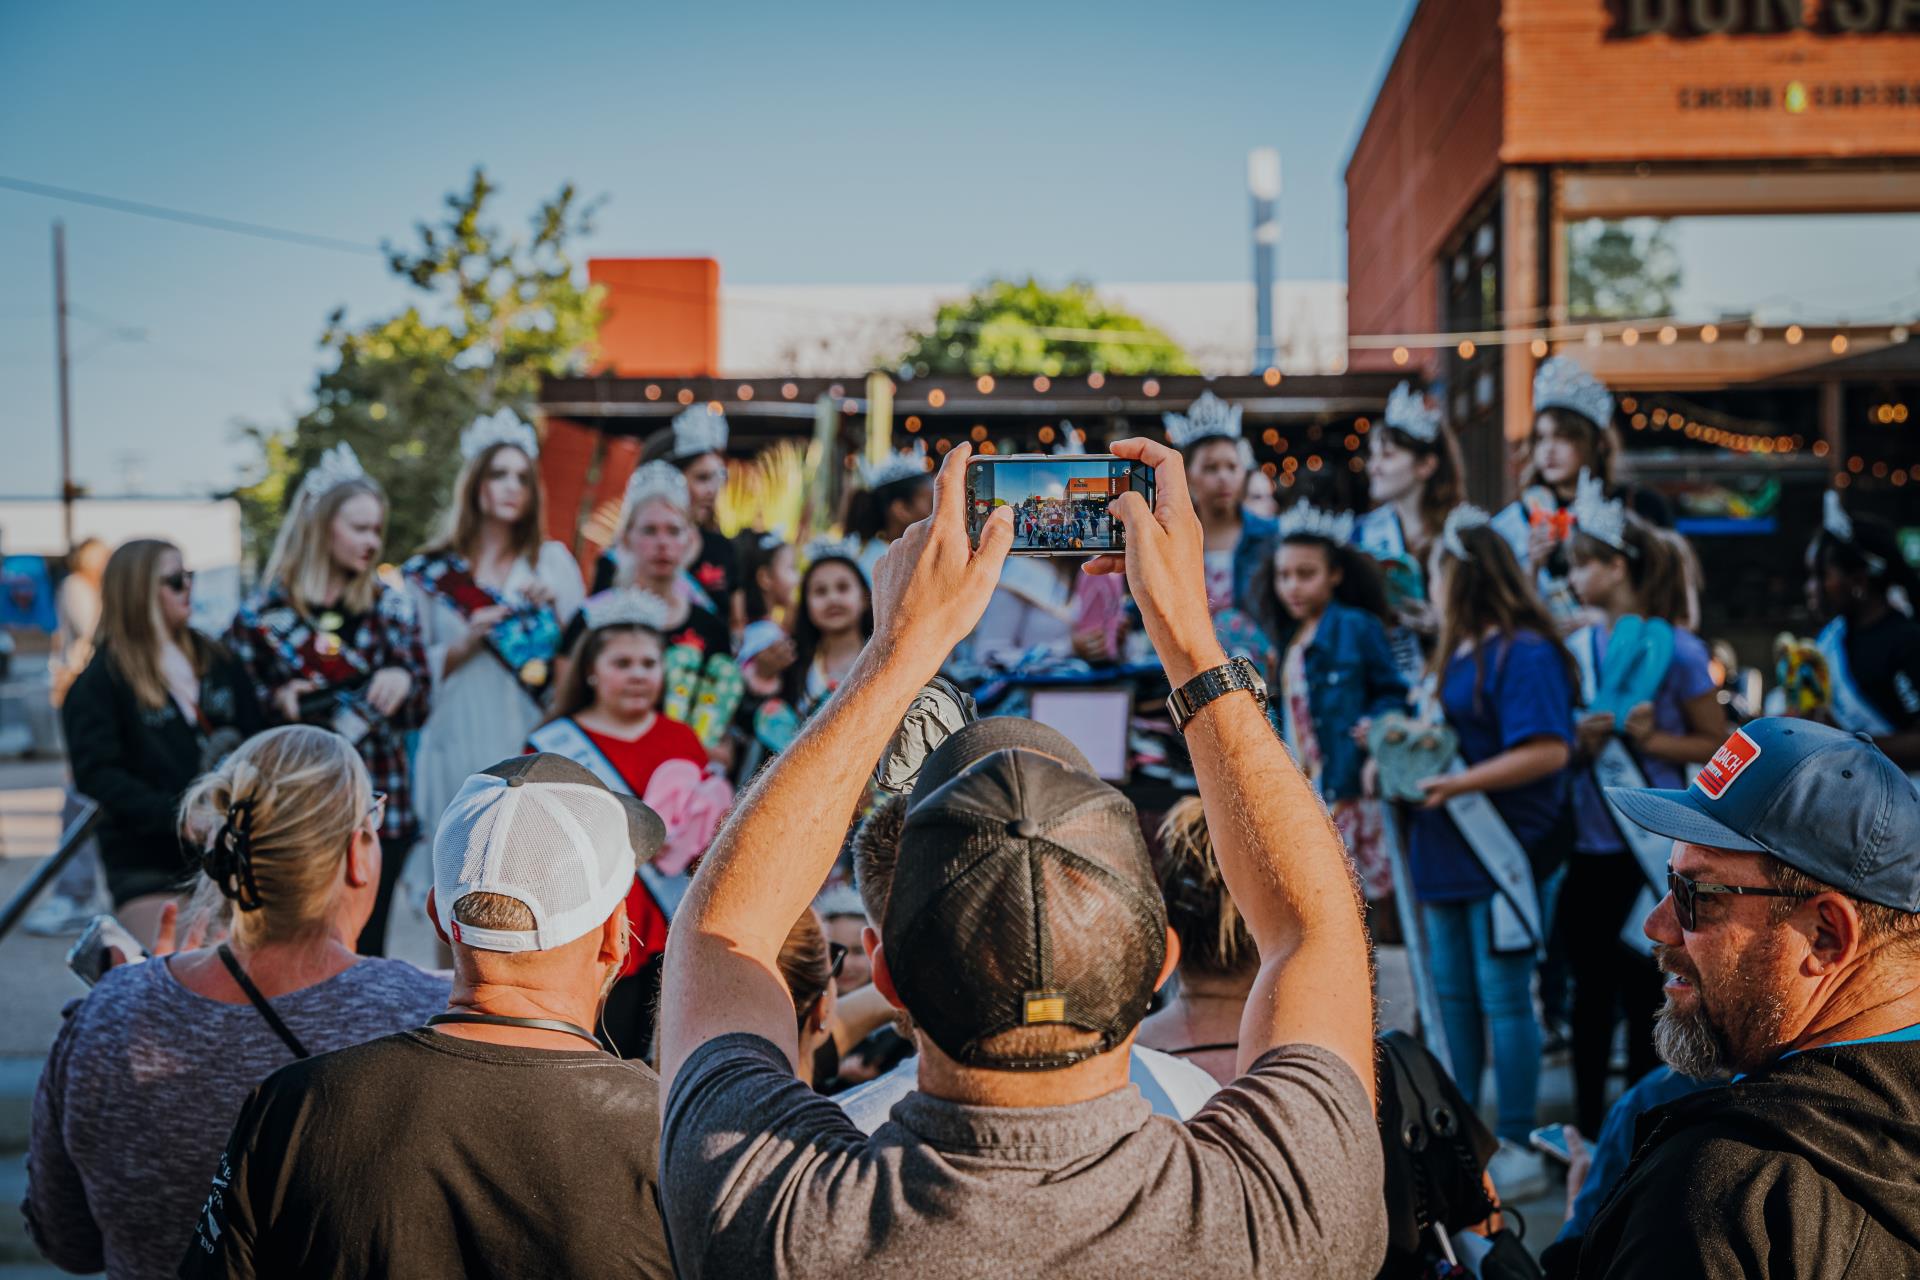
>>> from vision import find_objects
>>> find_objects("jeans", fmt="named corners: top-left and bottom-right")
top-left (1423, 895), bottom-right (1542, 1144)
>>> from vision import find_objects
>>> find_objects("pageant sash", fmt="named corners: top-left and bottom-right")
top-left (1571, 624), bottom-right (1674, 957)
top-left (526, 717), bottom-right (693, 922)
top-left (1818, 618), bottom-right (1898, 738)
top-left (1493, 491), bottom-right (1582, 621)
top-left (1354, 508), bottom-right (1429, 682)
top-left (405, 553), bottom-right (559, 700)
top-left (1441, 759), bottom-right (1544, 955)
top-left (1354, 506), bottom-right (1408, 562)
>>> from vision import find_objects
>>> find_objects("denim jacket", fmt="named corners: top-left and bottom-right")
top-left (1279, 599), bottom-right (1409, 802)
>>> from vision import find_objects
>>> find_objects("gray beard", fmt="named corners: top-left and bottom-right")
top-left (1653, 977), bottom-right (1788, 1081)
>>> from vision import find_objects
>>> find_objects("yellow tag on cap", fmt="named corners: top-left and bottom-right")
top-left (1023, 992), bottom-right (1067, 1025)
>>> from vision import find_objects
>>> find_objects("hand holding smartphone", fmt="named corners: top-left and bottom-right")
top-left (965, 454), bottom-right (1155, 556)
top-left (66, 913), bottom-right (148, 987)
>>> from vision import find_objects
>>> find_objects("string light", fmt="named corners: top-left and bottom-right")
top-left (1142, 379), bottom-right (1160, 396)
top-left (1701, 324), bottom-right (1719, 344)
top-left (1356, 416), bottom-right (1371, 434)
top-left (976, 375), bottom-right (995, 394)
top-left (781, 382), bottom-right (798, 400)
top-left (1263, 366), bottom-right (1282, 386)
top-left (927, 389), bottom-right (946, 408)
top-left (1658, 325), bottom-right (1677, 345)
top-left (737, 384), bottom-right (755, 400)
top-left (1457, 340), bottom-right (1476, 359)
top-left (1038, 424), bottom-right (1055, 443)
top-left (934, 438), bottom-right (952, 453)
top-left (1349, 456), bottom-right (1365, 473)
top-left (708, 400), bottom-right (725, 415)
top-left (1307, 455), bottom-right (1324, 471)
top-left (1814, 440), bottom-right (1831, 457)
top-left (1032, 375), bottom-right (1050, 392)
top-left (1087, 372), bottom-right (1106, 389)
top-left (970, 425), bottom-right (988, 442)
top-left (1785, 325), bottom-right (1804, 345)
top-left (1392, 347), bottom-right (1409, 365)
top-left (644, 384), bottom-right (661, 400)
top-left (1530, 338), bottom-right (1549, 358)
top-left (1621, 328), bottom-right (1640, 347)
top-left (904, 415), bottom-right (922, 432)
top-left (677, 389), bottom-right (695, 405)
top-left (1262, 428), bottom-right (1280, 446)
top-left (1831, 334), bottom-right (1849, 354)
top-left (1344, 434), bottom-right (1361, 450)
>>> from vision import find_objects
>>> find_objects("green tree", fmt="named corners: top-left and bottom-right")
top-left (1567, 219), bottom-right (1682, 321)
top-left (235, 169), bottom-right (602, 566)
top-left (893, 277), bottom-right (1194, 377)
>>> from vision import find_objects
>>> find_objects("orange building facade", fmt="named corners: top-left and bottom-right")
top-left (1347, 0), bottom-right (1919, 644)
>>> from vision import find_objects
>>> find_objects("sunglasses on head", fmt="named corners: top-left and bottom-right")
top-left (160, 570), bottom-right (195, 593)
top-left (1666, 868), bottom-right (1811, 932)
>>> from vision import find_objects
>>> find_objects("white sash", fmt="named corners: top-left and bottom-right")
top-left (1570, 626), bottom-right (1670, 957)
top-left (1818, 618), bottom-right (1898, 738)
top-left (1441, 759), bottom-right (1543, 954)
top-left (1354, 506), bottom-right (1408, 562)
top-left (525, 718), bottom-right (690, 920)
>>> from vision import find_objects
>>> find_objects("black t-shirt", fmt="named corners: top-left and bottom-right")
top-left (179, 1029), bottom-right (672, 1280)
top-left (1845, 609), bottom-right (1920, 732)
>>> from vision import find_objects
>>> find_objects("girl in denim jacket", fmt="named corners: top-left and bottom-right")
top-left (1250, 507), bottom-right (1409, 901)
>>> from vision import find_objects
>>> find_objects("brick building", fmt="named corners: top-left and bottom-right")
top-left (1347, 0), bottom-right (1920, 648)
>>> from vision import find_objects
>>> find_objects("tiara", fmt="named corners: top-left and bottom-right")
top-left (581, 588), bottom-right (677, 632)
top-left (1533, 355), bottom-right (1614, 428)
top-left (1439, 504), bottom-right (1492, 562)
top-left (619, 461), bottom-right (690, 531)
top-left (802, 535), bottom-right (863, 568)
top-left (670, 404), bottom-right (729, 460)
top-left (1823, 490), bottom-right (1886, 573)
top-left (461, 409), bottom-right (539, 462)
top-left (1162, 391), bottom-right (1244, 450)
top-left (1276, 501), bottom-right (1355, 543)
top-left (1570, 468), bottom-right (1632, 555)
top-left (295, 442), bottom-right (369, 505)
top-left (858, 442), bottom-right (930, 491)
top-left (1384, 382), bottom-right (1443, 444)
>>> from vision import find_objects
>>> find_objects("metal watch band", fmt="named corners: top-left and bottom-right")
top-left (1166, 656), bottom-right (1266, 733)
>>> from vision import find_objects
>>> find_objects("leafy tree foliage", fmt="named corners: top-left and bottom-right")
top-left (893, 277), bottom-right (1194, 378)
top-left (1567, 219), bottom-right (1681, 322)
top-left (235, 169), bottom-right (601, 566)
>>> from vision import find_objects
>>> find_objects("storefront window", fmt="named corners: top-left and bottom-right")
top-left (1566, 214), bottom-right (1920, 324)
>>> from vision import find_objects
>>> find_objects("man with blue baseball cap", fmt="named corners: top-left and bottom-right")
top-left (1575, 717), bottom-right (1920, 1278)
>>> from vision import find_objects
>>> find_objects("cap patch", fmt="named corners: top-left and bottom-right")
top-left (1695, 729), bottom-right (1762, 800)
top-left (1023, 991), bottom-right (1067, 1025)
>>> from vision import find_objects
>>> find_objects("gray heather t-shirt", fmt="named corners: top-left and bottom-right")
top-left (660, 1033), bottom-right (1385, 1280)
top-left (24, 953), bottom-right (449, 1280)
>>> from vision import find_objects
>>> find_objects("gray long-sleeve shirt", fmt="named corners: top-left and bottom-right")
top-left (23, 953), bottom-right (447, 1280)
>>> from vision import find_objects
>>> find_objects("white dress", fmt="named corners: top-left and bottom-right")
top-left (407, 541), bottom-right (585, 836)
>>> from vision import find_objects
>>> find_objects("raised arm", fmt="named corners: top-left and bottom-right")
top-left (1089, 438), bottom-right (1376, 1100)
top-left (657, 445), bottom-right (1013, 1089)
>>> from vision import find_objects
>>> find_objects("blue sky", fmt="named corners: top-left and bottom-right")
top-left (0, 0), bottom-right (1414, 501)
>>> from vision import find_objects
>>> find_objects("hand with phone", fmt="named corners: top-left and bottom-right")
top-left (965, 454), bottom-right (1154, 557)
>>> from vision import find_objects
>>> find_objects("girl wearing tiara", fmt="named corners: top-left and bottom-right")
top-left (847, 444), bottom-right (934, 581)
top-left (617, 403), bottom-right (737, 612)
top-left (1247, 505), bottom-right (1407, 905)
top-left (785, 539), bottom-right (873, 720)
top-left (530, 588), bottom-right (727, 1055)
top-left (1563, 480), bottom-right (1726, 1138)
top-left (227, 444), bottom-right (429, 955)
top-left (733, 531), bottom-right (802, 775)
top-left (403, 411), bottom-right (585, 835)
top-left (1495, 356), bottom-right (1670, 627)
top-left (1804, 492), bottom-right (1920, 769)
top-left (1162, 391), bottom-right (1267, 656)
top-left (1358, 382), bottom-right (1467, 681)
top-left (1406, 508), bottom-right (1575, 1190)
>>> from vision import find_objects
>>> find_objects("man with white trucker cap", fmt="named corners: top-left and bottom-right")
top-left (1574, 718), bottom-right (1920, 1278)
top-left (181, 754), bottom-right (673, 1280)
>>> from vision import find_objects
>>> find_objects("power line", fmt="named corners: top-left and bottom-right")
top-left (0, 175), bottom-right (384, 257)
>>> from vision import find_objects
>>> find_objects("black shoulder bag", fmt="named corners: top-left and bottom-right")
top-left (218, 944), bottom-right (310, 1060)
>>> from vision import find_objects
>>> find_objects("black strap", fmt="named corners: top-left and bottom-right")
top-left (1166, 1041), bottom-right (1240, 1057)
top-left (217, 944), bottom-right (310, 1059)
top-left (427, 1011), bottom-right (602, 1049)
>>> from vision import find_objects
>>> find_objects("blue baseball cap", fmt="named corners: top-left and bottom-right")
top-left (1607, 718), bottom-right (1920, 912)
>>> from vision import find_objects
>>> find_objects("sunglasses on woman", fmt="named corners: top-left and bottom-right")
top-left (160, 570), bottom-right (195, 593)
top-left (1666, 869), bottom-right (1810, 932)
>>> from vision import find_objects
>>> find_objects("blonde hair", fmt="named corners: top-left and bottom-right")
top-left (420, 442), bottom-right (545, 565)
top-left (1155, 797), bottom-right (1256, 977)
top-left (262, 477), bottom-right (386, 619)
top-left (95, 539), bottom-right (214, 710)
top-left (178, 725), bottom-right (372, 947)
top-left (613, 495), bottom-right (694, 590)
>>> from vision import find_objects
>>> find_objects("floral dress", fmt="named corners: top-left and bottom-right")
top-left (1282, 638), bottom-right (1390, 901)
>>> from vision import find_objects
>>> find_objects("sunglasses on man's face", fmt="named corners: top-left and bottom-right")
top-left (1666, 869), bottom-right (1811, 932)
top-left (160, 570), bottom-right (195, 593)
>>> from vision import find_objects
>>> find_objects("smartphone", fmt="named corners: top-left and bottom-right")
top-left (1528, 1123), bottom-right (1573, 1165)
top-left (965, 454), bottom-right (1155, 555)
top-left (66, 913), bottom-right (148, 987)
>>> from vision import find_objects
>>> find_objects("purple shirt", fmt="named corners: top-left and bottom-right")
top-left (1573, 625), bottom-right (1717, 854)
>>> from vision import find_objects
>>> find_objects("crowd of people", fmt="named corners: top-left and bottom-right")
top-left (16, 357), bottom-right (1920, 1278)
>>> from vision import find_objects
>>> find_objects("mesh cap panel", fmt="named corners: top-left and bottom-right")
top-left (432, 757), bottom-right (662, 953)
top-left (884, 744), bottom-right (1167, 1069)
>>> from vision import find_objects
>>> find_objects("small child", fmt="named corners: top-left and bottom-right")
top-left (785, 540), bottom-right (875, 719)
top-left (1250, 503), bottom-right (1408, 903)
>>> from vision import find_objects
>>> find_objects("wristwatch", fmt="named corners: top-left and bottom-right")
top-left (1166, 656), bottom-right (1267, 733)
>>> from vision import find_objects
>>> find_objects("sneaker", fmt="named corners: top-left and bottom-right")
top-left (1486, 1139), bottom-right (1551, 1202)
top-left (22, 892), bottom-right (97, 937)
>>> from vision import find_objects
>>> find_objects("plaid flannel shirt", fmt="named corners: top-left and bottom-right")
top-left (226, 581), bottom-right (431, 847)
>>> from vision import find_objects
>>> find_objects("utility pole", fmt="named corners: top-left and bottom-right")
top-left (53, 221), bottom-right (75, 555)
top-left (1248, 149), bottom-right (1281, 373)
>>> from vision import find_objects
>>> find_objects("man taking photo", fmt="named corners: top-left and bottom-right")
top-left (1577, 718), bottom-right (1920, 1277)
top-left (181, 754), bottom-right (674, 1279)
top-left (655, 439), bottom-right (1384, 1279)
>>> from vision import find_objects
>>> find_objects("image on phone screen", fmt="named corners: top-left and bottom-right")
top-left (967, 456), bottom-right (1149, 555)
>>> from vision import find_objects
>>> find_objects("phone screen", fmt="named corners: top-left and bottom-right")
top-left (965, 455), bottom-right (1153, 555)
